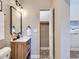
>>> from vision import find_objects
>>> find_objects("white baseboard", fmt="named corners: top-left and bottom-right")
top-left (71, 58), bottom-right (79, 59)
top-left (40, 47), bottom-right (49, 50)
top-left (31, 54), bottom-right (40, 59)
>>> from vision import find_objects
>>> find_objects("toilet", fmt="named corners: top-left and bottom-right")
top-left (0, 47), bottom-right (11, 59)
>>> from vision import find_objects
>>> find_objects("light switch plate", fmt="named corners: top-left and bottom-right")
top-left (34, 28), bottom-right (37, 32)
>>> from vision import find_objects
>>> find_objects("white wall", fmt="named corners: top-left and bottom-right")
top-left (0, 0), bottom-right (70, 59)
top-left (52, 0), bottom-right (70, 59)
top-left (20, 0), bottom-right (40, 58)
top-left (1, 0), bottom-right (52, 58)
top-left (19, 0), bottom-right (52, 58)
top-left (70, 0), bottom-right (79, 48)
top-left (71, 34), bottom-right (79, 48)
top-left (40, 11), bottom-right (49, 21)
top-left (0, 0), bottom-right (17, 47)
top-left (37, 0), bottom-right (52, 9)
top-left (70, 0), bottom-right (79, 20)
top-left (19, 0), bottom-right (70, 59)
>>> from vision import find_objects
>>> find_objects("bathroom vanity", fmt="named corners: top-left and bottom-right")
top-left (10, 6), bottom-right (31, 59)
top-left (11, 38), bottom-right (31, 59)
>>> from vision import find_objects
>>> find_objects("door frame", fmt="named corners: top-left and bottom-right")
top-left (40, 8), bottom-right (54, 59)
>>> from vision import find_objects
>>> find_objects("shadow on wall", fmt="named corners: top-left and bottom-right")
top-left (64, 0), bottom-right (70, 6)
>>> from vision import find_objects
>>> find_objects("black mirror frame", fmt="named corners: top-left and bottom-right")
top-left (0, 0), bottom-right (2, 11)
top-left (10, 6), bottom-right (22, 35)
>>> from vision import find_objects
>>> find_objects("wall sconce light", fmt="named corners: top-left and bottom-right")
top-left (16, 0), bottom-right (21, 7)
top-left (15, 0), bottom-right (23, 13)
top-left (20, 7), bottom-right (23, 13)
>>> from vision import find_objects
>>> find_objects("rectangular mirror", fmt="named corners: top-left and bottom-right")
top-left (10, 6), bottom-right (22, 34)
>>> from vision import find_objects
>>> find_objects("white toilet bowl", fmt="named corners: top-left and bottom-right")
top-left (0, 47), bottom-right (11, 59)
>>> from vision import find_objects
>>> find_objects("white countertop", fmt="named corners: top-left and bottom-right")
top-left (11, 37), bottom-right (30, 43)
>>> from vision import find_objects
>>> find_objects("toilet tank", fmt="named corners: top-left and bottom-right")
top-left (0, 47), bottom-right (11, 59)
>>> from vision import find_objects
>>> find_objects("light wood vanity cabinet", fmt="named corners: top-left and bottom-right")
top-left (11, 39), bottom-right (31, 59)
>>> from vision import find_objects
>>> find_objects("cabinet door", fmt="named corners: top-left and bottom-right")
top-left (25, 42), bottom-right (31, 59)
top-left (11, 42), bottom-right (18, 59)
top-left (23, 43), bottom-right (27, 59)
top-left (11, 41), bottom-right (31, 59)
top-left (11, 43), bottom-right (15, 59)
top-left (15, 43), bottom-right (18, 59)
top-left (17, 43), bottom-right (24, 59)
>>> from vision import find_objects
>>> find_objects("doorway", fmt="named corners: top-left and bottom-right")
top-left (40, 9), bottom-right (54, 59)
top-left (70, 0), bottom-right (79, 59)
top-left (40, 22), bottom-right (49, 58)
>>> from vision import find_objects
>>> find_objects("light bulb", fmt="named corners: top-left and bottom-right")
top-left (21, 8), bottom-right (23, 13)
top-left (17, 7), bottom-right (20, 12)
top-left (22, 10), bottom-right (28, 17)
